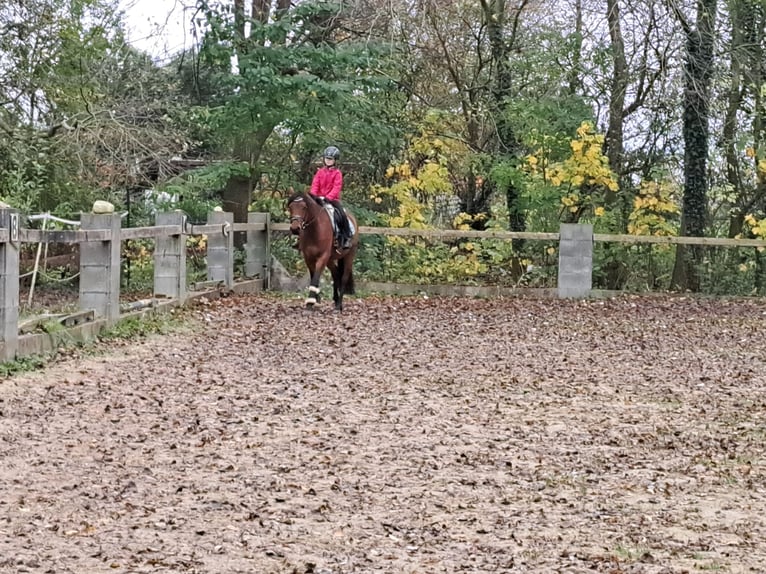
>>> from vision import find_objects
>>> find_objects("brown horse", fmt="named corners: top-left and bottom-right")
top-left (287, 191), bottom-right (359, 311)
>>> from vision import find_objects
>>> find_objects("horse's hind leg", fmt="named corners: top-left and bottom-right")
top-left (331, 259), bottom-right (347, 312)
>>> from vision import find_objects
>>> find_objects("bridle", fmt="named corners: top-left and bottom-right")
top-left (288, 196), bottom-right (315, 231)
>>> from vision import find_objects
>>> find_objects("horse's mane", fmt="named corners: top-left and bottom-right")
top-left (287, 190), bottom-right (318, 207)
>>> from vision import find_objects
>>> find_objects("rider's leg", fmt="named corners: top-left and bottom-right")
top-left (330, 200), bottom-right (352, 248)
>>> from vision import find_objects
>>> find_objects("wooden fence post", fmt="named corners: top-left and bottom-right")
top-left (79, 213), bottom-right (121, 323)
top-left (0, 208), bottom-right (20, 360)
top-left (558, 223), bottom-right (593, 298)
top-left (154, 211), bottom-right (187, 301)
top-left (207, 210), bottom-right (234, 289)
top-left (245, 212), bottom-right (271, 289)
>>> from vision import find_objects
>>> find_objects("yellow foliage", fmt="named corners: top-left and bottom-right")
top-left (373, 116), bottom-right (471, 231)
top-left (628, 179), bottom-right (679, 236)
top-left (523, 121), bottom-right (620, 221)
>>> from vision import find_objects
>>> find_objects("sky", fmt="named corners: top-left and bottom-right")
top-left (120, 0), bottom-right (196, 60)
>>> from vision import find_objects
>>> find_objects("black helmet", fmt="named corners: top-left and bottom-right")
top-left (323, 146), bottom-right (341, 160)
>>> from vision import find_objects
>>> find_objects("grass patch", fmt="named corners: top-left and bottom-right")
top-left (98, 311), bottom-right (190, 341)
top-left (0, 355), bottom-right (48, 378)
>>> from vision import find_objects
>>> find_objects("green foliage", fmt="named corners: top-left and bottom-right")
top-left (0, 355), bottom-right (48, 378)
top-left (250, 192), bottom-right (289, 223)
top-left (146, 163), bottom-right (249, 224)
top-left (504, 95), bottom-right (595, 161)
top-left (196, 0), bottom-right (397, 159)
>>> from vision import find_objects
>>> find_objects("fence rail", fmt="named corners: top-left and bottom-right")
top-left (1, 206), bottom-right (766, 362)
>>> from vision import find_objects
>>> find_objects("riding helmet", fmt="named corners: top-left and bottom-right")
top-left (323, 146), bottom-right (341, 160)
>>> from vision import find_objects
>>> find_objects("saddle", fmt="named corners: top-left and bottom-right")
top-left (322, 203), bottom-right (355, 243)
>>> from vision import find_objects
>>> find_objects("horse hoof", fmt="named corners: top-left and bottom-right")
top-left (305, 297), bottom-right (317, 307)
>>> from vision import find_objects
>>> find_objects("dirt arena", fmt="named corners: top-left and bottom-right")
top-left (1, 293), bottom-right (765, 573)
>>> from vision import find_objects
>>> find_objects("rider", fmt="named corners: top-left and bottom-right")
top-left (309, 145), bottom-right (353, 250)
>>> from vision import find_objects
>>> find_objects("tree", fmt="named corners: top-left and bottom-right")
top-left (0, 0), bottom-right (192, 213)
top-left (194, 0), bottom-right (398, 225)
top-left (670, 0), bottom-right (718, 291)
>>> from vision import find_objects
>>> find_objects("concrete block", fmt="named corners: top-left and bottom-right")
top-left (245, 212), bottom-right (271, 287)
top-left (0, 208), bottom-right (20, 360)
top-left (558, 223), bottom-right (593, 299)
top-left (79, 213), bottom-right (121, 321)
top-left (154, 211), bottom-right (186, 301)
top-left (206, 211), bottom-right (233, 288)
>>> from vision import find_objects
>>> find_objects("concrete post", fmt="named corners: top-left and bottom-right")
top-left (0, 209), bottom-right (20, 361)
top-left (207, 210), bottom-right (234, 289)
top-left (79, 213), bottom-right (121, 322)
top-left (154, 211), bottom-right (187, 301)
top-left (558, 223), bottom-right (593, 298)
top-left (244, 212), bottom-right (270, 289)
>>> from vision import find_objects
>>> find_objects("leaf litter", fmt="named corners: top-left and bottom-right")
top-left (1, 293), bottom-right (765, 573)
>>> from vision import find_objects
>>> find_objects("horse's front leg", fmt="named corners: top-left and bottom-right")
top-left (305, 257), bottom-right (329, 308)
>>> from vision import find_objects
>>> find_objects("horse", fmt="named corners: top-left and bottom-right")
top-left (287, 191), bottom-right (359, 311)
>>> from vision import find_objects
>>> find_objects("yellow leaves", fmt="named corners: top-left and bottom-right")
top-left (546, 122), bottom-right (620, 212)
top-left (453, 212), bottom-right (473, 230)
top-left (744, 214), bottom-right (766, 238)
top-left (546, 246), bottom-right (556, 255)
top-left (594, 207), bottom-right (605, 217)
top-left (628, 179), bottom-right (680, 236)
top-left (746, 147), bottom-right (756, 158)
top-left (385, 163), bottom-right (412, 180)
top-left (575, 122), bottom-right (593, 138)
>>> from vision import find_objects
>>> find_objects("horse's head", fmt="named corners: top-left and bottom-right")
top-left (287, 192), bottom-right (310, 235)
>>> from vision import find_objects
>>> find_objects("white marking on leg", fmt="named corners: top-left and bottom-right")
top-left (305, 296), bottom-right (317, 305)
top-left (308, 285), bottom-right (321, 294)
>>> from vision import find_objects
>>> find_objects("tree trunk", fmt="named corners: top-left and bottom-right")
top-left (671, 0), bottom-right (717, 292)
top-left (567, 0), bottom-right (583, 96)
top-left (480, 0), bottom-right (526, 248)
top-left (605, 0), bottom-right (626, 201)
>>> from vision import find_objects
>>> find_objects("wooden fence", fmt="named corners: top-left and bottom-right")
top-left (1, 206), bottom-right (765, 361)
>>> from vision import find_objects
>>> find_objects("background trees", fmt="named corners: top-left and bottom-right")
top-left (2, 0), bottom-right (766, 293)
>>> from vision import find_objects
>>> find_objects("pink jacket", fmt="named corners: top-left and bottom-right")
top-left (310, 166), bottom-right (343, 202)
